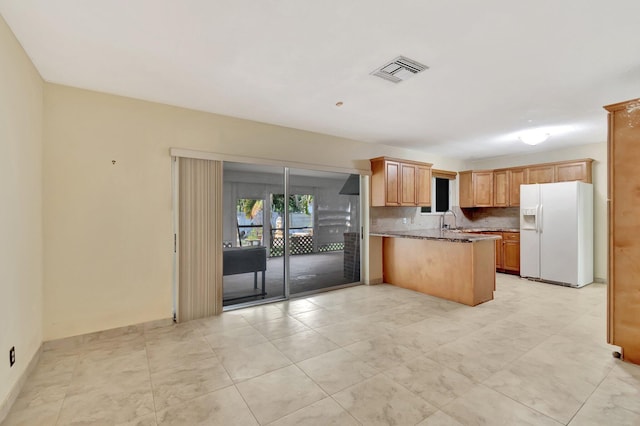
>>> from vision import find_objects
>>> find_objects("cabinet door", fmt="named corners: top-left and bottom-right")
top-left (473, 171), bottom-right (494, 207)
top-left (416, 165), bottom-right (431, 206)
top-left (400, 163), bottom-right (417, 205)
top-left (503, 234), bottom-right (520, 273)
top-left (385, 160), bottom-right (400, 205)
top-left (508, 169), bottom-right (525, 207)
top-left (459, 171), bottom-right (473, 207)
top-left (483, 232), bottom-right (503, 269)
top-left (526, 165), bottom-right (554, 184)
top-left (555, 161), bottom-right (592, 183)
top-left (493, 170), bottom-right (508, 207)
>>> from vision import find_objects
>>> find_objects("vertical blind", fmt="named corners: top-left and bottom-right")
top-left (177, 157), bottom-right (223, 321)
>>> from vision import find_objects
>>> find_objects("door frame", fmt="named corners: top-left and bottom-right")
top-left (170, 148), bottom-right (371, 316)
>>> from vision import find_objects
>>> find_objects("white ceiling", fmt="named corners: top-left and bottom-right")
top-left (2, 1), bottom-right (639, 160)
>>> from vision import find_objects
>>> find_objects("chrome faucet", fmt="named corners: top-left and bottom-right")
top-left (441, 209), bottom-right (457, 229)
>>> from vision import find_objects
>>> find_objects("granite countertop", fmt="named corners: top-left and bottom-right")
top-left (370, 229), bottom-right (502, 243)
top-left (453, 227), bottom-right (520, 233)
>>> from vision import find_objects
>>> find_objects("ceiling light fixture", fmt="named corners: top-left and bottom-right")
top-left (518, 131), bottom-right (550, 146)
top-left (335, 101), bottom-right (344, 107)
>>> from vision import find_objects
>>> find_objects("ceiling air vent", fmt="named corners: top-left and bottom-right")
top-left (371, 56), bottom-right (429, 83)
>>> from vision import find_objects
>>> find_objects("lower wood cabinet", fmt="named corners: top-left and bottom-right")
top-left (483, 232), bottom-right (503, 269)
top-left (502, 232), bottom-right (520, 273)
top-left (477, 231), bottom-right (520, 274)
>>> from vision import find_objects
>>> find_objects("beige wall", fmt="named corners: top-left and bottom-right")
top-left (43, 83), bottom-right (463, 340)
top-left (0, 16), bottom-right (44, 411)
top-left (467, 142), bottom-right (607, 281)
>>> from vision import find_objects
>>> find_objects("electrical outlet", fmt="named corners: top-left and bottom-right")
top-left (9, 346), bottom-right (15, 367)
top-left (402, 217), bottom-right (408, 224)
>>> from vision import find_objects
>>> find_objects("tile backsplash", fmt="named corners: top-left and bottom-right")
top-left (370, 206), bottom-right (520, 232)
top-left (457, 207), bottom-right (520, 229)
top-left (370, 207), bottom-right (440, 232)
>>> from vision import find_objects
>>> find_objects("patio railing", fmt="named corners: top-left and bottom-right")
top-left (233, 226), bottom-right (345, 256)
top-left (269, 228), bottom-right (344, 256)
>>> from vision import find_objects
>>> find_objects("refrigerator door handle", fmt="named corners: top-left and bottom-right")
top-left (538, 205), bottom-right (543, 233)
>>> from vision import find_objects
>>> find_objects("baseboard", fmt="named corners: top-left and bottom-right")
top-left (366, 278), bottom-right (384, 285)
top-left (43, 317), bottom-right (174, 352)
top-left (594, 277), bottom-right (607, 284)
top-left (0, 343), bottom-right (42, 424)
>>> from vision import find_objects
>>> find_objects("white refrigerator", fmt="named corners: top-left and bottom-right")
top-left (520, 181), bottom-right (593, 287)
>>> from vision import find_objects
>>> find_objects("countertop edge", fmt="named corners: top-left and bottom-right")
top-left (370, 231), bottom-right (501, 243)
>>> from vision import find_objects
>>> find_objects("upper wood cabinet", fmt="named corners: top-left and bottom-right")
top-left (371, 159), bottom-right (399, 205)
top-left (460, 159), bottom-right (592, 208)
top-left (526, 159), bottom-right (594, 185)
top-left (459, 171), bottom-right (492, 207)
top-left (605, 98), bottom-right (640, 365)
top-left (459, 171), bottom-right (473, 208)
top-left (493, 170), bottom-right (509, 207)
top-left (494, 168), bottom-right (525, 207)
top-left (508, 168), bottom-right (526, 207)
top-left (526, 164), bottom-right (555, 184)
top-left (416, 164), bottom-right (432, 205)
top-left (370, 157), bottom-right (432, 207)
top-left (473, 171), bottom-right (494, 207)
top-left (555, 160), bottom-right (593, 183)
top-left (400, 163), bottom-right (417, 205)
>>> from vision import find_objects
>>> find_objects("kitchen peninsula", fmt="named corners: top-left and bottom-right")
top-left (371, 230), bottom-right (499, 306)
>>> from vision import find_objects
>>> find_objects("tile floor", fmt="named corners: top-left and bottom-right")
top-left (3, 274), bottom-right (640, 425)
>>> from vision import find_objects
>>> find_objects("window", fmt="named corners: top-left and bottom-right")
top-left (421, 177), bottom-right (452, 214)
top-left (236, 198), bottom-right (264, 246)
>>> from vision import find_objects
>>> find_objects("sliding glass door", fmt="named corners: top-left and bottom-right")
top-left (222, 162), bottom-right (285, 306)
top-left (288, 168), bottom-right (361, 296)
top-left (222, 162), bottom-right (361, 308)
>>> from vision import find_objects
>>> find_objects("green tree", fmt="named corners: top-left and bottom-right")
top-left (271, 194), bottom-right (313, 215)
top-left (237, 199), bottom-right (263, 220)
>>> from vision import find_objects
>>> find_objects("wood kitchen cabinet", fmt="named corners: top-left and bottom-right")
top-left (416, 164), bottom-right (432, 205)
top-left (605, 98), bottom-right (640, 365)
top-left (555, 160), bottom-right (593, 183)
top-left (370, 157), bottom-right (432, 207)
top-left (483, 231), bottom-right (503, 269)
top-left (459, 171), bottom-right (473, 207)
top-left (502, 232), bottom-right (520, 273)
top-left (526, 164), bottom-right (555, 184)
top-left (493, 170), bottom-right (508, 207)
top-left (459, 170), bottom-right (493, 207)
top-left (473, 171), bottom-right (494, 206)
top-left (472, 231), bottom-right (520, 274)
top-left (400, 162), bottom-right (417, 205)
top-left (461, 160), bottom-right (592, 208)
top-left (494, 169), bottom-right (525, 207)
top-left (508, 168), bottom-right (526, 207)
